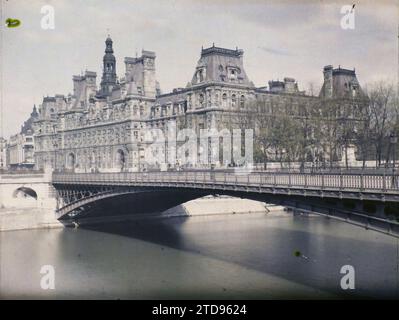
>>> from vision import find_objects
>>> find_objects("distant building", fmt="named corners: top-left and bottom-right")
top-left (7, 105), bottom-right (38, 170)
top-left (0, 137), bottom-right (7, 170)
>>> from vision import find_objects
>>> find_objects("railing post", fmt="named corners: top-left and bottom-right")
top-left (304, 172), bottom-right (307, 189)
top-left (360, 171), bottom-right (364, 191)
top-left (383, 170), bottom-right (386, 192)
top-left (340, 169), bottom-right (343, 190)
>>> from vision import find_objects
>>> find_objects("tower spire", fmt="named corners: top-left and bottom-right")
top-left (99, 35), bottom-right (117, 97)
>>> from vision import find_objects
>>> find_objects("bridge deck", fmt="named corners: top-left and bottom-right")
top-left (52, 170), bottom-right (399, 202)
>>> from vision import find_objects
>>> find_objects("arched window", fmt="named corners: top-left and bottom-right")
top-left (66, 153), bottom-right (75, 170)
top-left (199, 94), bottom-right (204, 107)
top-left (13, 187), bottom-right (38, 200)
top-left (240, 95), bottom-right (245, 108)
top-left (231, 94), bottom-right (237, 108)
top-left (222, 93), bottom-right (227, 108)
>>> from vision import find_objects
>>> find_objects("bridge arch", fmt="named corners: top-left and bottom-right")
top-left (13, 187), bottom-right (38, 200)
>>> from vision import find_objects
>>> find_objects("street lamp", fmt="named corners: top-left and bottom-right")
top-left (52, 141), bottom-right (58, 172)
top-left (52, 125), bottom-right (58, 172)
top-left (390, 132), bottom-right (397, 188)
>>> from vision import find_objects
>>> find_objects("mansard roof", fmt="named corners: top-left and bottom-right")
top-left (319, 65), bottom-right (366, 99)
top-left (189, 45), bottom-right (254, 87)
top-left (156, 90), bottom-right (187, 106)
top-left (21, 105), bottom-right (39, 134)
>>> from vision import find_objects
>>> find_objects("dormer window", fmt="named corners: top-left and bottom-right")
top-left (199, 94), bottom-right (204, 107)
top-left (352, 86), bottom-right (357, 97)
top-left (229, 68), bottom-right (238, 80)
top-left (196, 68), bottom-right (205, 83)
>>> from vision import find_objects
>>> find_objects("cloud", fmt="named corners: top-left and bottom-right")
top-left (258, 46), bottom-right (294, 56)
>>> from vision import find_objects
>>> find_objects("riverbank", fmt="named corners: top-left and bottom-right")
top-left (0, 207), bottom-right (62, 231)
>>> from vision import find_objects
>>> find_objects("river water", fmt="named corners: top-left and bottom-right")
top-left (0, 211), bottom-right (398, 299)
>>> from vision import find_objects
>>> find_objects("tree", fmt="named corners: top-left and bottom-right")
top-left (362, 81), bottom-right (397, 167)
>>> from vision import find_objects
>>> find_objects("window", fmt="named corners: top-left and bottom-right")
top-left (232, 94), bottom-right (237, 108)
top-left (230, 69), bottom-right (237, 80)
top-left (240, 95), bottom-right (245, 108)
top-left (197, 69), bottom-right (204, 82)
top-left (199, 94), bottom-right (204, 107)
top-left (222, 93), bottom-right (227, 108)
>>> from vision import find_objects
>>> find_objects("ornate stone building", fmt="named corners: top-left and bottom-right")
top-left (33, 37), bottom-right (366, 172)
top-left (7, 105), bottom-right (38, 170)
top-left (0, 137), bottom-right (7, 170)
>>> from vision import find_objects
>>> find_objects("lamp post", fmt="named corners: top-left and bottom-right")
top-left (390, 132), bottom-right (397, 188)
top-left (53, 141), bottom-right (58, 172)
top-left (52, 124), bottom-right (58, 172)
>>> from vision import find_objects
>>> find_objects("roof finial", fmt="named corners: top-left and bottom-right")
top-left (212, 42), bottom-right (215, 47)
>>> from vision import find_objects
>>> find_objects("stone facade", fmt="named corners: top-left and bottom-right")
top-left (6, 106), bottom-right (38, 170)
top-left (33, 37), bottom-right (367, 172)
top-left (0, 137), bottom-right (7, 170)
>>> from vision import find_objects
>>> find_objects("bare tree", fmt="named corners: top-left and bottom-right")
top-left (363, 81), bottom-right (397, 167)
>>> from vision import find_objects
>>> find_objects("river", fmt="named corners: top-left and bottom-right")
top-left (0, 211), bottom-right (398, 299)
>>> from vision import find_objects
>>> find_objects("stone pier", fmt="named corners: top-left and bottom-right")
top-left (0, 170), bottom-right (61, 231)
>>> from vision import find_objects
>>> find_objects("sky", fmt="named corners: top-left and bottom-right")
top-left (0, 0), bottom-right (398, 138)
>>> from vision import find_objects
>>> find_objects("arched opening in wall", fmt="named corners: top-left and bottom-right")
top-left (13, 187), bottom-right (38, 200)
top-left (67, 153), bottom-right (76, 171)
top-left (116, 149), bottom-right (126, 171)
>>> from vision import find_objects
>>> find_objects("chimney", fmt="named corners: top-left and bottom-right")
top-left (323, 65), bottom-right (333, 98)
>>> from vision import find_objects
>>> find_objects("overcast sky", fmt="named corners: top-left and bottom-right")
top-left (0, 0), bottom-right (397, 138)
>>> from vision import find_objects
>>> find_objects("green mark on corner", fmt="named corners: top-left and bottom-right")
top-left (5, 18), bottom-right (21, 28)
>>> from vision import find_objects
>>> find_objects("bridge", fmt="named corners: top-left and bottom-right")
top-left (52, 169), bottom-right (399, 237)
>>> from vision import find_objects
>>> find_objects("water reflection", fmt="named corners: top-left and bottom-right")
top-left (0, 212), bottom-right (398, 299)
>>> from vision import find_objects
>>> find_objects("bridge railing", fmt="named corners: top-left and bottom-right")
top-left (52, 170), bottom-right (399, 193)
